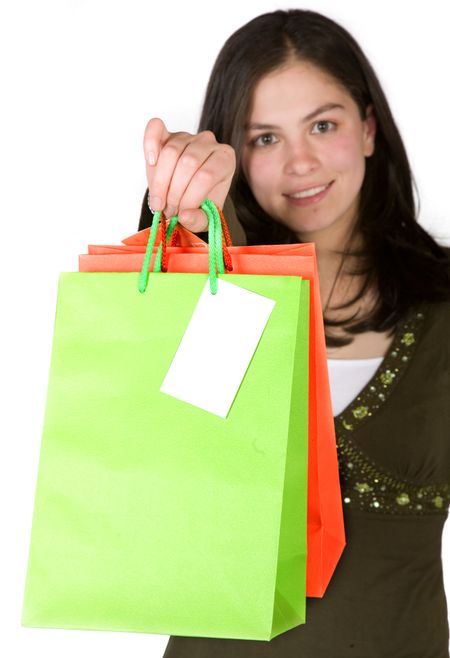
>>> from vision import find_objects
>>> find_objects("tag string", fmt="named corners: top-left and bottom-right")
top-left (138, 199), bottom-right (229, 294)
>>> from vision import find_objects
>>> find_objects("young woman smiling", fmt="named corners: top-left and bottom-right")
top-left (139, 9), bottom-right (450, 658)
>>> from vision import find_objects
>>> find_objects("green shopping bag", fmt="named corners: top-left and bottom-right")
top-left (22, 201), bottom-right (310, 641)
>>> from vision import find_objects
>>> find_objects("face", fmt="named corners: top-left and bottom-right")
top-left (241, 60), bottom-right (376, 242)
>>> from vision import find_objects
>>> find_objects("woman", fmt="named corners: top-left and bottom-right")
top-left (139, 9), bottom-right (450, 657)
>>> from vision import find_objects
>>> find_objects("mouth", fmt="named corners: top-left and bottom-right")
top-left (284, 181), bottom-right (334, 207)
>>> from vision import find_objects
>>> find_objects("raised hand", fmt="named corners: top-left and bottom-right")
top-left (143, 118), bottom-right (236, 232)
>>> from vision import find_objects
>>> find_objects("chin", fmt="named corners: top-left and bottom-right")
top-left (276, 215), bottom-right (332, 237)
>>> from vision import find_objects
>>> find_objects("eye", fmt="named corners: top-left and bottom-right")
top-left (251, 133), bottom-right (279, 147)
top-left (311, 120), bottom-right (337, 134)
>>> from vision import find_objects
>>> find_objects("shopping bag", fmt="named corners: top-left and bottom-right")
top-left (79, 214), bottom-right (345, 597)
top-left (22, 201), bottom-right (310, 640)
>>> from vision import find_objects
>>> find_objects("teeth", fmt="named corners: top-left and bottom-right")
top-left (289, 184), bottom-right (329, 199)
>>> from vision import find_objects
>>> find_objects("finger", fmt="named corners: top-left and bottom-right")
top-left (163, 133), bottom-right (220, 219)
top-left (143, 117), bottom-right (170, 167)
top-left (147, 132), bottom-right (196, 212)
top-left (177, 146), bottom-right (235, 221)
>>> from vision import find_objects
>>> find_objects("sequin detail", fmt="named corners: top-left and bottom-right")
top-left (337, 435), bottom-right (450, 515)
top-left (401, 332), bottom-right (415, 346)
top-left (335, 308), bottom-right (450, 515)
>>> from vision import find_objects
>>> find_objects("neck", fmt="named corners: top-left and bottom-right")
top-left (296, 208), bottom-right (359, 261)
top-left (297, 218), bottom-right (364, 313)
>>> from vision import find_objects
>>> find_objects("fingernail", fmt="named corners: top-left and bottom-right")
top-left (148, 151), bottom-right (156, 166)
top-left (151, 196), bottom-right (162, 211)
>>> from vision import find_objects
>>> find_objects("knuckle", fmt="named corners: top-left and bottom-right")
top-left (199, 129), bottom-right (216, 141)
top-left (176, 130), bottom-right (193, 140)
top-left (162, 141), bottom-right (181, 158)
top-left (220, 144), bottom-right (236, 164)
top-left (222, 143), bottom-right (236, 158)
top-left (196, 168), bottom-right (214, 186)
top-left (179, 152), bottom-right (199, 170)
top-left (165, 194), bottom-right (179, 208)
top-left (168, 131), bottom-right (192, 146)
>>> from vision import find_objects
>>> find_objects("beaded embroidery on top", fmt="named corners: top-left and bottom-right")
top-left (335, 307), bottom-right (450, 515)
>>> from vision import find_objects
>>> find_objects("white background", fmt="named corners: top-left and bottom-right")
top-left (1, 1), bottom-right (449, 656)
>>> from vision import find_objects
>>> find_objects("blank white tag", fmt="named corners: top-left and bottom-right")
top-left (160, 278), bottom-right (276, 418)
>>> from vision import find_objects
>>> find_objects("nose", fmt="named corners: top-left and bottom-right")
top-left (282, 139), bottom-right (320, 176)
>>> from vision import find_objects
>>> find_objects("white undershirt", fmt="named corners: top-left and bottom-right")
top-left (327, 357), bottom-right (384, 417)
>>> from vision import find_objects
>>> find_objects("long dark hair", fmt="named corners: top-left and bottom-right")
top-left (195, 9), bottom-right (450, 345)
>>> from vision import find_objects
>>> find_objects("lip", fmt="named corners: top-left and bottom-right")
top-left (284, 180), bottom-right (334, 207)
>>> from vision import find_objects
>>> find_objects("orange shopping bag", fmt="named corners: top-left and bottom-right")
top-left (79, 222), bottom-right (345, 597)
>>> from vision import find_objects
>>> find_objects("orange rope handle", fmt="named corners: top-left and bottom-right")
top-left (222, 241), bottom-right (233, 272)
top-left (217, 205), bottom-right (233, 271)
top-left (218, 206), bottom-right (233, 246)
top-left (168, 226), bottom-right (180, 247)
top-left (159, 204), bottom-right (233, 271)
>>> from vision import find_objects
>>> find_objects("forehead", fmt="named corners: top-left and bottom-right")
top-left (248, 61), bottom-right (352, 117)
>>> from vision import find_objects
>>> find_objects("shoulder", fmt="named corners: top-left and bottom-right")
top-left (436, 242), bottom-right (450, 271)
top-left (420, 295), bottom-right (450, 352)
top-left (408, 242), bottom-right (450, 348)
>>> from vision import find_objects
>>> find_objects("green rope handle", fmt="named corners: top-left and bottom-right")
top-left (138, 199), bottom-right (224, 294)
top-left (204, 198), bottom-right (225, 292)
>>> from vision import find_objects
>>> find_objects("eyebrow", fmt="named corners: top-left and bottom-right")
top-left (245, 103), bottom-right (345, 130)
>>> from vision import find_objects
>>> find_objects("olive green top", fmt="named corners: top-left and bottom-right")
top-left (161, 301), bottom-right (450, 658)
top-left (139, 196), bottom-right (450, 657)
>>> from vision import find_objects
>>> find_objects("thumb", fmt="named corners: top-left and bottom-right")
top-left (177, 208), bottom-right (209, 233)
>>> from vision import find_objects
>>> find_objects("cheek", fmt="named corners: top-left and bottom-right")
top-left (327, 133), bottom-right (366, 173)
top-left (245, 154), bottom-right (278, 192)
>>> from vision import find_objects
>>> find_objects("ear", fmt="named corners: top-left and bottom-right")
top-left (363, 104), bottom-right (377, 157)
